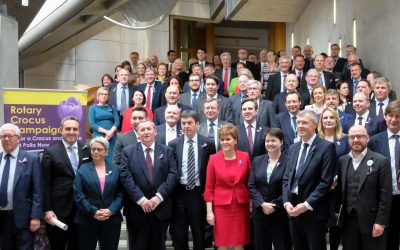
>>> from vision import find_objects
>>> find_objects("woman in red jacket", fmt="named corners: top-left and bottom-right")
top-left (204, 124), bottom-right (251, 249)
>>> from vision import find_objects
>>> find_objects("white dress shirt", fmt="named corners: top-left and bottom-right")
top-left (348, 147), bottom-right (368, 171)
top-left (165, 124), bottom-right (177, 145)
top-left (375, 97), bottom-right (389, 115)
top-left (355, 111), bottom-right (369, 127)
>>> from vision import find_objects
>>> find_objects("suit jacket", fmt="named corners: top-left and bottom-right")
top-left (42, 141), bottom-right (92, 217)
top-left (248, 153), bottom-right (288, 210)
top-left (0, 150), bottom-right (42, 229)
top-left (334, 136), bottom-right (351, 158)
top-left (195, 95), bottom-right (233, 124)
top-left (203, 150), bottom-right (251, 205)
top-left (333, 57), bottom-right (347, 73)
top-left (215, 67), bottom-right (237, 96)
top-left (321, 70), bottom-right (335, 89)
top-left (179, 91), bottom-right (204, 107)
top-left (153, 103), bottom-right (191, 126)
top-left (137, 81), bottom-right (166, 111)
top-left (343, 113), bottom-right (387, 136)
top-left (338, 149), bottom-right (392, 233)
top-left (197, 120), bottom-right (230, 151)
top-left (168, 135), bottom-right (216, 192)
top-left (276, 111), bottom-right (297, 154)
top-left (232, 61), bottom-right (260, 81)
top-left (120, 142), bottom-right (178, 221)
top-left (156, 123), bottom-right (183, 145)
top-left (108, 83), bottom-right (135, 114)
top-left (257, 99), bottom-right (277, 128)
top-left (73, 161), bottom-right (124, 225)
top-left (282, 136), bottom-right (336, 220)
top-left (368, 130), bottom-right (391, 159)
top-left (265, 72), bottom-right (285, 101)
top-left (342, 68), bottom-right (370, 82)
top-left (229, 93), bottom-right (245, 126)
top-left (273, 89), bottom-right (309, 114)
top-left (237, 123), bottom-right (267, 159)
top-left (112, 130), bottom-right (138, 165)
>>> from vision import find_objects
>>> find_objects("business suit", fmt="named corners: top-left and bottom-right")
top-left (320, 70), bottom-right (335, 89)
top-left (179, 91), bottom-right (204, 108)
top-left (198, 120), bottom-right (229, 151)
top-left (282, 136), bottom-right (336, 250)
top-left (369, 130), bottom-right (400, 250)
top-left (215, 67), bottom-right (237, 96)
top-left (108, 83), bottom-right (135, 114)
top-left (120, 142), bottom-right (178, 250)
top-left (248, 153), bottom-right (291, 250)
top-left (112, 130), bottom-right (139, 165)
top-left (338, 149), bottom-right (392, 250)
top-left (333, 57), bottom-right (347, 73)
top-left (342, 68), bottom-right (370, 82)
top-left (73, 161), bottom-right (124, 250)
top-left (195, 95), bottom-right (234, 124)
top-left (156, 123), bottom-right (182, 145)
top-left (41, 141), bottom-right (91, 250)
top-left (265, 72), bottom-right (287, 101)
top-left (153, 103), bottom-right (191, 125)
top-left (137, 81), bottom-right (166, 111)
top-left (237, 123), bottom-right (267, 160)
top-left (0, 150), bottom-right (42, 250)
top-left (229, 93), bottom-right (246, 126)
top-left (276, 111), bottom-right (297, 154)
top-left (168, 135), bottom-right (216, 250)
top-left (343, 113), bottom-right (387, 136)
top-left (273, 90), bottom-right (309, 114)
top-left (257, 99), bottom-right (277, 128)
top-left (232, 61), bottom-right (260, 81)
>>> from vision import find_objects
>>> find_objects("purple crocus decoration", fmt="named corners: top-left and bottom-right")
top-left (58, 97), bottom-right (83, 121)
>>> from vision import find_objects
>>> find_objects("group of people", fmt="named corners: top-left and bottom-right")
top-left (0, 43), bottom-right (399, 250)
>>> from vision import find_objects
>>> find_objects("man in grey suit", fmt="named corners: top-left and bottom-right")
top-left (195, 75), bottom-right (233, 124)
top-left (338, 125), bottom-right (392, 250)
top-left (247, 79), bottom-right (277, 128)
top-left (198, 98), bottom-right (229, 150)
top-left (179, 73), bottom-right (203, 109)
top-left (112, 106), bottom-right (147, 165)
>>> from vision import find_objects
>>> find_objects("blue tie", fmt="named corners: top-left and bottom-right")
top-left (68, 146), bottom-right (78, 174)
top-left (291, 143), bottom-right (309, 192)
top-left (0, 154), bottom-right (11, 207)
top-left (191, 93), bottom-right (197, 109)
top-left (292, 116), bottom-right (297, 137)
top-left (353, 79), bottom-right (358, 95)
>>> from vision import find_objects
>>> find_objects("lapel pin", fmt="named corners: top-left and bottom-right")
top-left (19, 157), bottom-right (28, 164)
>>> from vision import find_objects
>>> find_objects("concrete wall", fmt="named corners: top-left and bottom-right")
top-left (286, 0), bottom-right (400, 93)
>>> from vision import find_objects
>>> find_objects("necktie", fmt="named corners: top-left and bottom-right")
top-left (297, 71), bottom-right (302, 81)
top-left (186, 140), bottom-right (196, 189)
top-left (208, 122), bottom-right (215, 139)
top-left (169, 63), bottom-right (172, 72)
top-left (262, 63), bottom-right (268, 83)
top-left (146, 85), bottom-right (152, 109)
top-left (292, 116), bottom-right (297, 137)
top-left (292, 143), bottom-right (309, 192)
top-left (145, 148), bottom-right (153, 184)
top-left (223, 68), bottom-right (229, 96)
top-left (68, 145), bottom-right (78, 174)
top-left (0, 154), bottom-right (11, 207)
top-left (282, 74), bottom-right (287, 92)
top-left (392, 135), bottom-right (400, 189)
top-left (353, 79), bottom-right (358, 95)
top-left (247, 124), bottom-right (253, 152)
top-left (358, 116), bottom-right (363, 125)
top-left (320, 72), bottom-right (324, 86)
top-left (191, 93), bottom-right (197, 109)
top-left (378, 103), bottom-right (384, 117)
top-left (121, 86), bottom-right (127, 114)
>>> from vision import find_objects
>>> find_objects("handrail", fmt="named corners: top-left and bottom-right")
top-left (103, 14), bottom-right (165, 30)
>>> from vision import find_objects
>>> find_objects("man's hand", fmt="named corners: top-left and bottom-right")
top-left (206, 211), bottom-right (215, 226)
top-left (140, 198), bottom-right (153, 213)
top-left (261, 202), bottom-right (276, 215)
top-left (149, 196), bottom-right (162, 210)
top-left (44, 211), bottom-right (57, 225)
top-left (372, 224), bottom-right (385, 238)
top-left (30, 219), bottom-right (41, 232)
top-left (291, 203), bottom-right (308, 217)
top-left (285, 203), bottom-right (296, 216)
top-left (94, 210), bottom-right (108, 221)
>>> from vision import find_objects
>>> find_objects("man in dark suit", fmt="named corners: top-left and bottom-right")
top-left (324, 89), bottom-right (354, 129)
top-left (215, 52), bottom-right (237, 96)
top-left (303, 45), bottom-right (314, 72)
top-left (153, 85), bottom-right (191, 125)
top-left (342, 53), bottom-right (370, 82)
top-left (189, 48), bottom-right (212, 74)
top-left (324, 56), bottom-right (342, 84)
top-left (156, 105), bottom-right (182, 145)
top-left (314, 54), bottom-right (335, 90)
top-left (331, 43), bottom-right (347, 73)
top-left (247, 79), bottom-right (277, 128)
top-left (343, 93), bottom-right (387, 136)
top-left (339, 125), bottom-right (392, 250)
top-left (265, 55), bottom-right (291, 101)
top-left (273, 74), bottom-right (309, 114)
top-left (293, 54), bottom-right (308, 86)
top-left (198, 98), bottom-right (230, 150)
top-left (276, 91), bottom-right (301, 154)
top-left (108, 68), bottom-right (135, 121)
top-left (195, 75), bottom-right (233, 123)
top-left (372, 77), bottom-right (396, 118)
top-left (42, 116), bottom-right (91, 250)
top-left (231, 48), bottom-right (260, 81)
top-left (0, 124), bottom-right (42, 250)
top-left (369, 100), bottom-right (400, 250)
top-left (113, 106), bottom-right (148, 165)
top-left (282, 109), bottom-right (336, 250)
top-left (120, 120), bottom-right (178, 249)
top-left (169, 110), bottom-right (216, 250)
top-left (180, 73), bottom-right (204, 108)
top-left (237, 98), bottom-right (267, 160)
top-left (138, 68), bottom-right (165, 111)
top-left (346, 62), bottom-right (365, 98)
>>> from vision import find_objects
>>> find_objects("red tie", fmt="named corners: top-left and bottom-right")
top-left (146, 84), bottom-right (152, 109)
top-left (169, 63), bottom-right (172, 72)
top-left (224, 68), bottom-right (229, 96)
top-left (145, 148), bottom-right (153, 184)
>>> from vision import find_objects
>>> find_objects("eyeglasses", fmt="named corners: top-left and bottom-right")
top-left (91, 147), bottom-right (105, 152)
top-left (349, 135), bottom-right (368, 140)
top-left (0, 135), bottom-right (19, 140)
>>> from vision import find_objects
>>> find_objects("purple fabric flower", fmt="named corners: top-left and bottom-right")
top-left (58, 97), bottom-right (83, 121)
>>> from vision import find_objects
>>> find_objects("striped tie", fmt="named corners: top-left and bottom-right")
top-left (186, 139), bottom-right (196, 189)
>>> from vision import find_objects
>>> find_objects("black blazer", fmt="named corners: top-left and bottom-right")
top-left (232, 61), bottom-right (260, 81)
top-left (237, 123), bottom-right (267, 160)
top-left (108, 83), bottom-right (135, 114)
top-left (73, 161), bottom-right (124, 225)
top-left (120, 142), bottom-right (178, 222)
top-left (137, 81), bottom-right (166, 111)
top-left (333, 57), bottom-right (347, 73)
top-left (338, 149), bottom-right (392, 233)
top-left (42, 141), bottom-right (92, 217)
top-left (282, 136), bottom-right (337, 220)
top-left (168, 135), bottom-right (216, 192)
top-left (265, 72), bottom-right (285, 101)
top-left (343, 113), bottom-right (387, 136)
top-left (275, 111), bottom-right (296, 154)
top-left (153, 103), bottom-right (191, 126)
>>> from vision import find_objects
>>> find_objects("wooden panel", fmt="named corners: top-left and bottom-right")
top-left (206, 24), bottom-right (215, 62)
